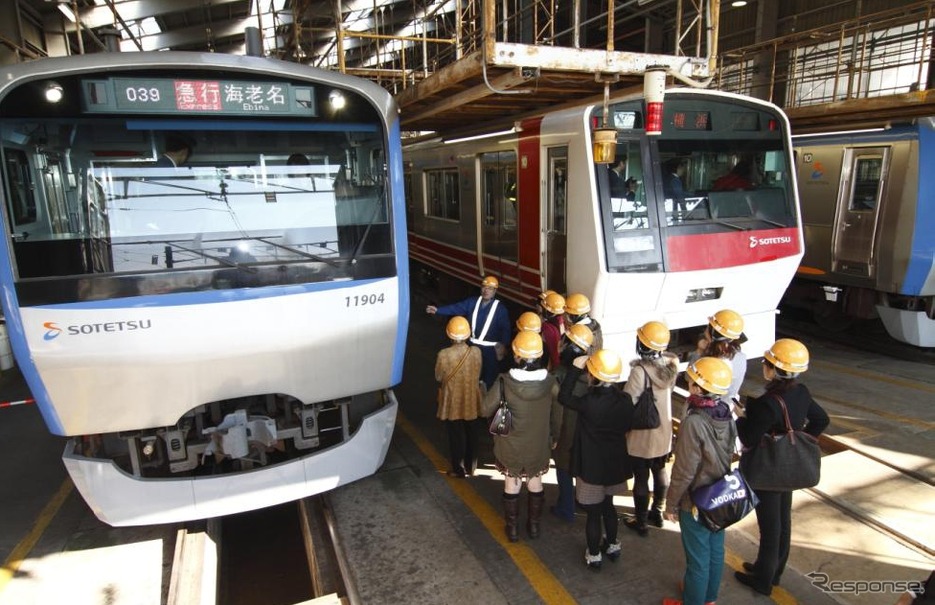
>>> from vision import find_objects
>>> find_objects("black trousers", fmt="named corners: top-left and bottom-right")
top-left (446, 419), bottom-right (480, 474)
top-left (753, 489), bottom-right (793, 585)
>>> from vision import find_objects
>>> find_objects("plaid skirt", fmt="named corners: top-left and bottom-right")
top-left (575, 478), bottom-right (629, 506)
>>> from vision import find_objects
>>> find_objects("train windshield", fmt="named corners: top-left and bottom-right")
top-left (595, 96), bottom-right (798, 272)
top-left (0, 72), bottom-right (393, 304)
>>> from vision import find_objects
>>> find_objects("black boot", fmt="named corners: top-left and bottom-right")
top-left (735, 571), bottom-right (773, 596)
top-left (527, 491), bottom-right (545, 539)
top-left (503, 494), bottom-right (520, 542)
top-left (649, 481), bottom-right (667, 527)
top-left (625, 495), bottom-right (649, 537)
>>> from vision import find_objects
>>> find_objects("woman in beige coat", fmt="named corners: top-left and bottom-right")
top-left (623, 321), bottom-right (679, 536)
top-left (435, 316), bottom-right (483, 477)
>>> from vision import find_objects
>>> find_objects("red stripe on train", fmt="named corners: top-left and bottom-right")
top-left (666, 227), bottom-right (800, 271)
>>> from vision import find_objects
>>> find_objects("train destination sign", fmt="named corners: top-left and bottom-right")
top-left (82, 77), bottom-right (317, 116)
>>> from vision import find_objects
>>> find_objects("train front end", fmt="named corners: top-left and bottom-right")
top-left (569, 89), bottom-right (802, 363)
top-left (0, 53), bottom-right (408, 525)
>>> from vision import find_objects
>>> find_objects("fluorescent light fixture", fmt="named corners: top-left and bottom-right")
top-left (57, 3), bottom-right (77, 23)
top-left (731, 0), bottom-right (748, 6)
top-left (791, 127), bottom-right (886, 138)
top-left (444, 128), bottom-right (516, 145)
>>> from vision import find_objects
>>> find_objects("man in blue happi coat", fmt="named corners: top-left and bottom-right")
top-left (427, 275), bottom-right (511, 391)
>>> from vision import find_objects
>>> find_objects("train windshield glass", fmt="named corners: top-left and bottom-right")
top-left (0, 72), bottom-right (393, 303)
top-left (596, 96), bottom-right (798, 272)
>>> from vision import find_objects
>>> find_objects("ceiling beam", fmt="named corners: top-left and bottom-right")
top-left (67, 0), bottom-right (244, 30)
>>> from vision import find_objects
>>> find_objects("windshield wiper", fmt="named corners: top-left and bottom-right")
top-left (252, 237), bottom-right (342, 269)
top-left (348, 184), bottom-right (387, 269)
top-left (710, 218), bottom-right (746, 231)
top-left (149, 240), bottom-right (258, 273)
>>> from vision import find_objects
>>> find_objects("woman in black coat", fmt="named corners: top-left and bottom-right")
top-left (558, 349), bottom-right (634, 571)
top-left (735, 339), bottom-right (829, 596)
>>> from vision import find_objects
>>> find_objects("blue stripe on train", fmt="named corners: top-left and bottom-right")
top-left (903, 121), bottom-right (935, 296)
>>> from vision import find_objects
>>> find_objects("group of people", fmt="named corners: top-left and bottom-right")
top-left (429, 276), bottom-right (830, 605)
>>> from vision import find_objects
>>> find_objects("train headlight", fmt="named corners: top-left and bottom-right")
top-left (685, 287), bottom-right (722, 303)
top-left (329, 90), bottom-right (347, 111)
top-left (44, 82), bottom-right (64, 104)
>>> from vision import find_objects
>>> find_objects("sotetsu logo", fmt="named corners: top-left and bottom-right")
top-left (749, 235), bottom-right (793, 249)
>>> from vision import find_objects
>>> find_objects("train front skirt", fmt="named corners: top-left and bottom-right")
top-left (62, 391), bottom-right (398, 526)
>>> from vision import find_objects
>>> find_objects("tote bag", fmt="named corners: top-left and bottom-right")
top-left (739, 395), bottom-right (821, 491)
top-left (690, 468), bottom-right (759, 532)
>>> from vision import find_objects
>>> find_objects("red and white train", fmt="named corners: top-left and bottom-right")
top-left (405, 86), bottom-right (802, 369)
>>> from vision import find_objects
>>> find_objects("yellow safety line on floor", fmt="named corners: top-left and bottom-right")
top-left (398, 412), bottom-right (798, 605)
top-left (396, 411), bottom-right (577, 605)
top-left (724, 551), bottom-right (798, 605)
top-left (0, 479), bottom-right (72, 594)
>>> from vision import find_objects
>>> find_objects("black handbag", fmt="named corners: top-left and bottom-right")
top-left (488, 376), bottom-right (513, 436)
top-left (690, 467), bottom-right (759, 532)
top-left (631, 370), bottom-right (661, 430)
top-left (739, 394), bottom-right (821, 491)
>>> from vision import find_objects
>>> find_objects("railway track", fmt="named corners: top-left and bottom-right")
top-left (168, 495), bottom-right (356, 605)
top-left (776, 308), bottom-right (935, 365)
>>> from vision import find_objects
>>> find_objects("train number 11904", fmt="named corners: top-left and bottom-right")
top-left (345, 293), bottom-right (385, 307)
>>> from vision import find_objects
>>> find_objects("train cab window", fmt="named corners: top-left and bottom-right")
top-left (3, 148), bottom-right (37, 225)
top-left (0, 71), bottom-right (395, 303)
top-left (425, 168), bottom-right (460, 221)
top-left (849, 157), bottom-right (883, 211)
top-left (607, 142), bottom-right (648, 231)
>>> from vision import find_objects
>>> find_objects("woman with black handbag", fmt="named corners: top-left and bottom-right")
top-left (734, 339), bottom-right (829, 596)
top-left (623, 321), bottom-right (679, 536)
top-left (663, 357), bottom-right (736, 605)
top-left (482, 331), bottom-right (558, 542)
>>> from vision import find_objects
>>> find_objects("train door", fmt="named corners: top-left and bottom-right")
top-left (479, 150), bottom-right (518, 277)
top-left (832, 147), bottom-right (889, 277)
top-left (545, 146), bottom-right (568, 294)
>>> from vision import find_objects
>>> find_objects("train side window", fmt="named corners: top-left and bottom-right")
top-left (849, 156), bottom-right (883, 211)
top-left (3, 148), bottom-right (38, 225)
top-left (425, 168), bottom-right (460, 221)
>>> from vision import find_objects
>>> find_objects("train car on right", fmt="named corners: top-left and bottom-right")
top-left (791, 119), bottom-right (935, 347)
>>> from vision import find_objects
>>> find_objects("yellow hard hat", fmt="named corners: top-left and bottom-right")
top-left (686, 357), bottom-right (732, 396)
top-left (542, 292), bottom-right (566, 315)
top-left (512, 331), bottom-right (544, 360)
top-left (446, 316), bottom-right (471, 341)
top-left (564, 293), bottom-right (591, 315)
top-left (538, 289), bottom-right (557, 302)
top-left (637, 321), bottom-right (670, 351)
top-left (764, 338), bottom-right (809, 374)
top-left (708, 309), bottom-right (744, 340)
top-left (516, 311), bottom-right (542, 333)
top-left (565, 324), bottom-right (594, 351)
top-left (481, 275), bottom-right (499, 289)
top-left (586, 349), bottom-right (623, 383)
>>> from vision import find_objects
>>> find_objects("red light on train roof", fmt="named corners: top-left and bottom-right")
top-left (643, 67), bottom-right (667, 136)
top-left (768, 119), bottom-right (778, 131)
top-left (646, 103), bottom-right (664, 135)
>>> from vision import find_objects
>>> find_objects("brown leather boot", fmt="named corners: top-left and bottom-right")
top-left (527, 491), bottom-right (545, 539)
top-left (503, 494), bottom-right (520, 542)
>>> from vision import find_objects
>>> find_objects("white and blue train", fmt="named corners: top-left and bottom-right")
top-left (790, 120), bottom-right (935, 346)
top-left (0, 52), bottom-right (408, 525)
